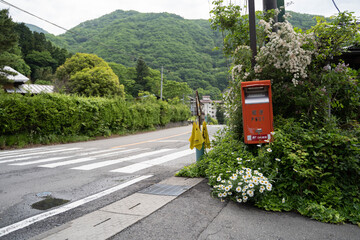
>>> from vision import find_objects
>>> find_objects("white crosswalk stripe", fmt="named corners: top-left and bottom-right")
top-left (1, 147), bottom-right (195, 174)
top-left (0, 156), bottom-right (34, 164)
top-left (0, 148), bottom-right (81, 160)
top-left (39, 149), bottom-right (140, 168)
top-left (71, 149), bottom-right (173, 171)
top-left (110, 149), bottom-right (194, 173)
top-left (0, 147), bottom-right (65, 157)
top-left (10, 156), bottom-right (75, 166)
top-left (38, 157), bottom-right (96, 168)
top-left (1, 148), bottom-right (125, 165)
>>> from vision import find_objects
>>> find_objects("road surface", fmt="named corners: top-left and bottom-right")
top-left (0, 124), bottom-right (222, 239)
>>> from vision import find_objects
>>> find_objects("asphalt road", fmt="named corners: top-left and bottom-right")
top-left (0, 124), bottom-right (222, 239)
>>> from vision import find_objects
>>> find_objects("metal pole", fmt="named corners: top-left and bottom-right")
top-left (263, 0), bottom-right (278, 24)
top-left (263, 0), bottom-right (277, 12)
top-left (277, 0), bottom-right (285, 22)
top-left (248, 0), bottom-right (257, 68)
top-left (160, 66), bottom-right (163, 100)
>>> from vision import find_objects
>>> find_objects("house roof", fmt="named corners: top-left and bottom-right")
top-left (6, 84), bottom-right (54, 94)
top-left (2, 66), bottom-right (29, 83)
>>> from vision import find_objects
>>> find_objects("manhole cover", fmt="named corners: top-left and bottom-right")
top-left (139, 184), bottom-right (191, 196)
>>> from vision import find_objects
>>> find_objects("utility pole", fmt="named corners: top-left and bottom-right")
top-left (263, 0), bottom-right (278, 25)
top-left (160, 66), bottom-right (163, 100)
top-left (248, 0), bottom-right (257, 68)
top-left (263, 0), bottom-right (285, 23)
top-left (263, 0), bottom-right (277, 14)
top-left (277, 0), bottom-right (285, 22)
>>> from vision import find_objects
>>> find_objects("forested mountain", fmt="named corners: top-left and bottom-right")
top-left (287, 11), bottom-right (331, 30)
top-left (46, 10), bottom-right (229, 95)
top-left (25, 23), bottom-right (48, 34)
top-left (46, 10), bottom-right (327, 96)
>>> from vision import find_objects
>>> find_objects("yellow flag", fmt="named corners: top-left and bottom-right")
top-left (189, 122), bottom-right (204, 150)
top-left (202, 121), bottom-right (211, 149)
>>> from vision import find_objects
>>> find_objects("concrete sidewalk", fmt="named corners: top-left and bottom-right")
top-left (35, 177), bottom-right (359, 240)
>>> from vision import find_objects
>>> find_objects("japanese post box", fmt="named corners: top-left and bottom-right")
top-left (241, 80), bottom-right (274, 144)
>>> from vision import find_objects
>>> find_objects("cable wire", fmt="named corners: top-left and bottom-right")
top-left (331, 0), bottom-right (341, 13)
top-left (0, 0), bottom-right (138, 62)
top-left (0, 0), bottom-right (70, 33)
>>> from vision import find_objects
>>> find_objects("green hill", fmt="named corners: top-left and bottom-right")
top-left (46, 10), bottom-right (228, 92)
top-left (45, 10), bottom-right (327, 93)
top-left (25, 23), bottom-right (48, 34)
top-left (287, 11), bottom-right (331, 30)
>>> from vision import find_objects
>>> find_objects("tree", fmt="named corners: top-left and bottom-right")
top-left (163, 80), bottom-right (192, 100)
top-left (55, 53), bottom-right (125, 97)
top-left (14, 23), bottom-right (34, 56)
top-left (25, 50), bottom-right (58, 80)
top-left (134, 57), bottom-right (150, 94)
top-left (69, 66), bottom-right (124, 97)
top-left (215, 106), bottom-right (225, 124)
top-left (0, 9), bottom-right (18, 85)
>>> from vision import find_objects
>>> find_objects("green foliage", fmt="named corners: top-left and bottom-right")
top-left (0, 9), bottom-right (17, 54)
top-left (0, 9), bottom-right (19, 85)
top-left (45, 10), bottom-right (228, 93)
top-left (207, 115), bottom-right (218, 125)
top-left (55, 53), bottom-right (125, 97)
top-left (192, 120), bottom-right (360, 224)
top-left (0, 93), bottom-right (190, 148)
top-left (182, 8), bottom-right (360, 224)
top-left (0, 51), bottom-right (31, 76)
top-left (135, 58), bottom-right (150, 92)
top-left (175, 163), bottom-right (207, 178)
top-left (13, 23), bottom-right (71, 81)
top-left (309, 12), bottom-right (360, 67)
top-left (163, 80), bottom-right (192, 100)
top-left (69, 66), bottom-right (124, 97)
top-left (109, 61), bottom-right (193, 100)
top-left (215, 106), bottom-right (226, 124)
top-left (286, 11), bottom-right (331, 31)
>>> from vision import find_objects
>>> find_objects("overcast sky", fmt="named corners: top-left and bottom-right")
top-left (0, 0), bottom-right (358, 35)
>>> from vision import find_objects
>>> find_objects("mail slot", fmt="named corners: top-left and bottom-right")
top-left (241, 80), bottom-right (274, 144)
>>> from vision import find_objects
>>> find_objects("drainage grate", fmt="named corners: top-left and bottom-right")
top-left (139, 184), bottom-right (191, 196)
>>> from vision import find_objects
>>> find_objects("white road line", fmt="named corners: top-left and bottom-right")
top-left (0, 148), bottom-right (81, 160)
top-left (0, 156), bottom-right (34, 164)
top-left (38, 149), bottom-right (140, 168)
top-left (111, 149), bottom-right (194, 173)
top-left (38, 157), bottom-right (96, 168)
top-left (72, 149), bottom-right (173, 171)
top-left (0, 147), bottom-right (65, 157)
top-left (5, 148), bottom-right (129, 166)
top-left (0, 175), bottom-right (153, 238)
top-left (76, 148), bottom-right (125, 156)
top-left (9, 156), bottom-right (74, 166)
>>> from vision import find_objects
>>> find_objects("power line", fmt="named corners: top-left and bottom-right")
top-left (0, 0), bottom-right (137, 62)
top-left (0, 0), bottom-right (70, 33)
top-left (331, 0), bottom-right (341, 13)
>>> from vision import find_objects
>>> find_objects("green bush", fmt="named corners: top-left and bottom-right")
top-left (192, 119), bottom-right (360, 224)
top-left (0, 93), bottom-right (190, 147)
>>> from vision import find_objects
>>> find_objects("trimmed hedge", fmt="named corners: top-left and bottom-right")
top-left (0, 93), bottom-right (190, 138)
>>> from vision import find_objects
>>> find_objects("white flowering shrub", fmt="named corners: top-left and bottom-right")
top-left (213, 166), bottom-right (272, 203)
top-left (254, 19), bottom-right (315, 86)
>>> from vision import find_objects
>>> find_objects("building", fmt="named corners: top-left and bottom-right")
top-left (190, 95), bottom-right (223, 120)
top-left (1, 66), bottom-right (53, 94)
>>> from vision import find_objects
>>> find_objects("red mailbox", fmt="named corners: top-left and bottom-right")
top-left (241, 80), bottom-right (274, 144)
